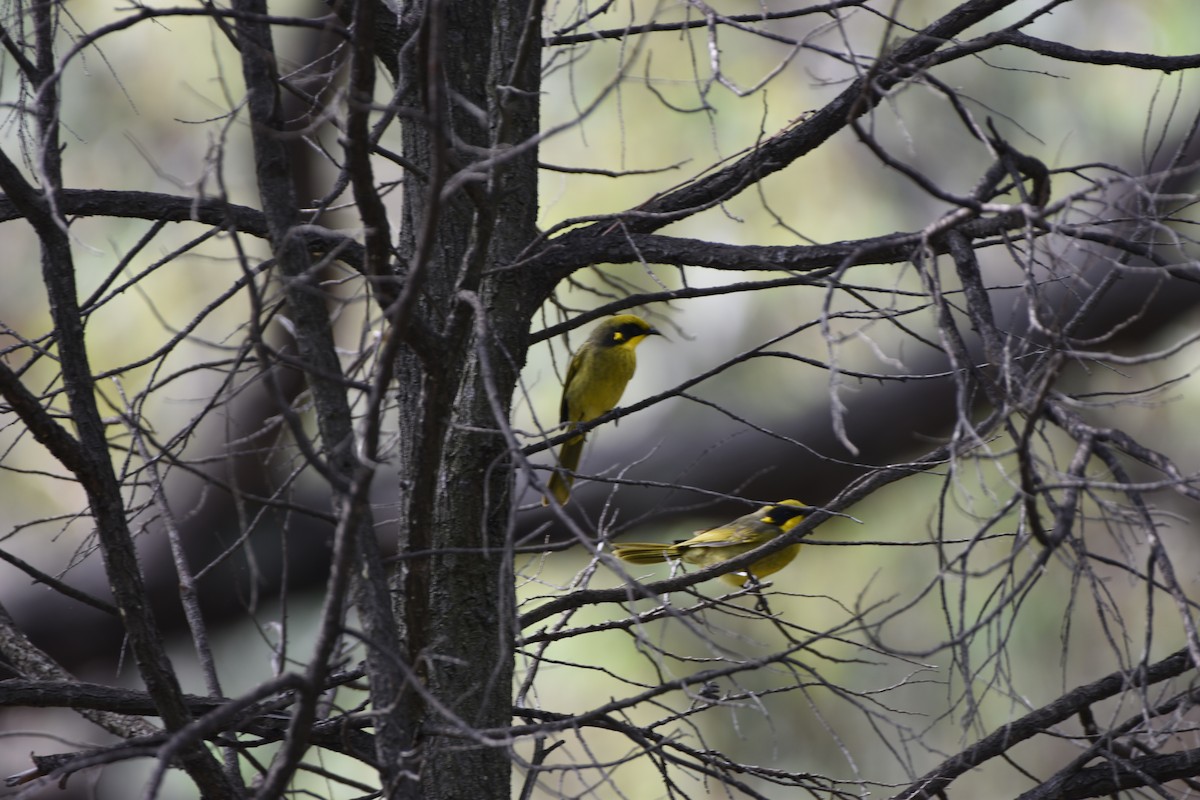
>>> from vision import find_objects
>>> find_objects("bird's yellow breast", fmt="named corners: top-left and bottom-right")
top-left (679, 540), bottom-right (800, 584)
top-left (562, 342), bottom-right (638, 424)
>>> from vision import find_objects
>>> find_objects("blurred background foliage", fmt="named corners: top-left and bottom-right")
top-left (515, 1), bottom-right (1200, 796)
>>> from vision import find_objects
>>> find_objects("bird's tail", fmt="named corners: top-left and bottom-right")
top-left (543, 435), bottom-right (585, 506)
top-left (610, 541), bottom-right (682, 564)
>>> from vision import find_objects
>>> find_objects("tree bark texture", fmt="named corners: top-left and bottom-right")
top-left (390, 0), bottom-right (544, 796)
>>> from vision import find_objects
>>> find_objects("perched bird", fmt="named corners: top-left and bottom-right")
top-left (611, 500), bottom-right (807, 586)
top-left (543, 314), bottom-right (660, 505)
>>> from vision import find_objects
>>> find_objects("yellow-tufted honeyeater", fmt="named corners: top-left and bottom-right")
top-left (611, 500), bottom-right (807, 586)
top-left (543, 314), bottom-right (660, 506)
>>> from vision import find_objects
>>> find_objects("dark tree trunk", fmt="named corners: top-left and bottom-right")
top-left (391, 0), bottom-right (544, 796)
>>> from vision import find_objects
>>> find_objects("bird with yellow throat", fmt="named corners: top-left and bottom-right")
top-left (543, 314), bottom-right (660, 505)
top-left (611, 500), bottom-right (808, 587)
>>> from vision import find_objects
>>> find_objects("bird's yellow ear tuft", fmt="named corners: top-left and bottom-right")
top-left (613, 331), bottom-right (625, 342)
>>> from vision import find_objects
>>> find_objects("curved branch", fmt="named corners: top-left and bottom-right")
top-left (891, 648), bottom-right (1195, 800)
top-left (0, 188), bottom-right (365, 270)
top-left (526, 204), bottom-right (1056, 281)
top-left (963, 30), bottom-right (1200, 72)
top-left (556, 0), bottom-right (1024, 236)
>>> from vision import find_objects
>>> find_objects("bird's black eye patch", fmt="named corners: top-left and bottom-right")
top-left (618, 322), bottom-right (648, 339)
top-left (767, 506), bottom-right (805, 523)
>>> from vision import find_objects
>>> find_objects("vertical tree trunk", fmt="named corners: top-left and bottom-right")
top-left (391, 0), bottom-right (544, 796)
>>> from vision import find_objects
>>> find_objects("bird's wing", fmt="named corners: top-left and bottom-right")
top-left (677, 519), bottom-right (767, 549)
top-left (560, 346), bottom-right (590, 424)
